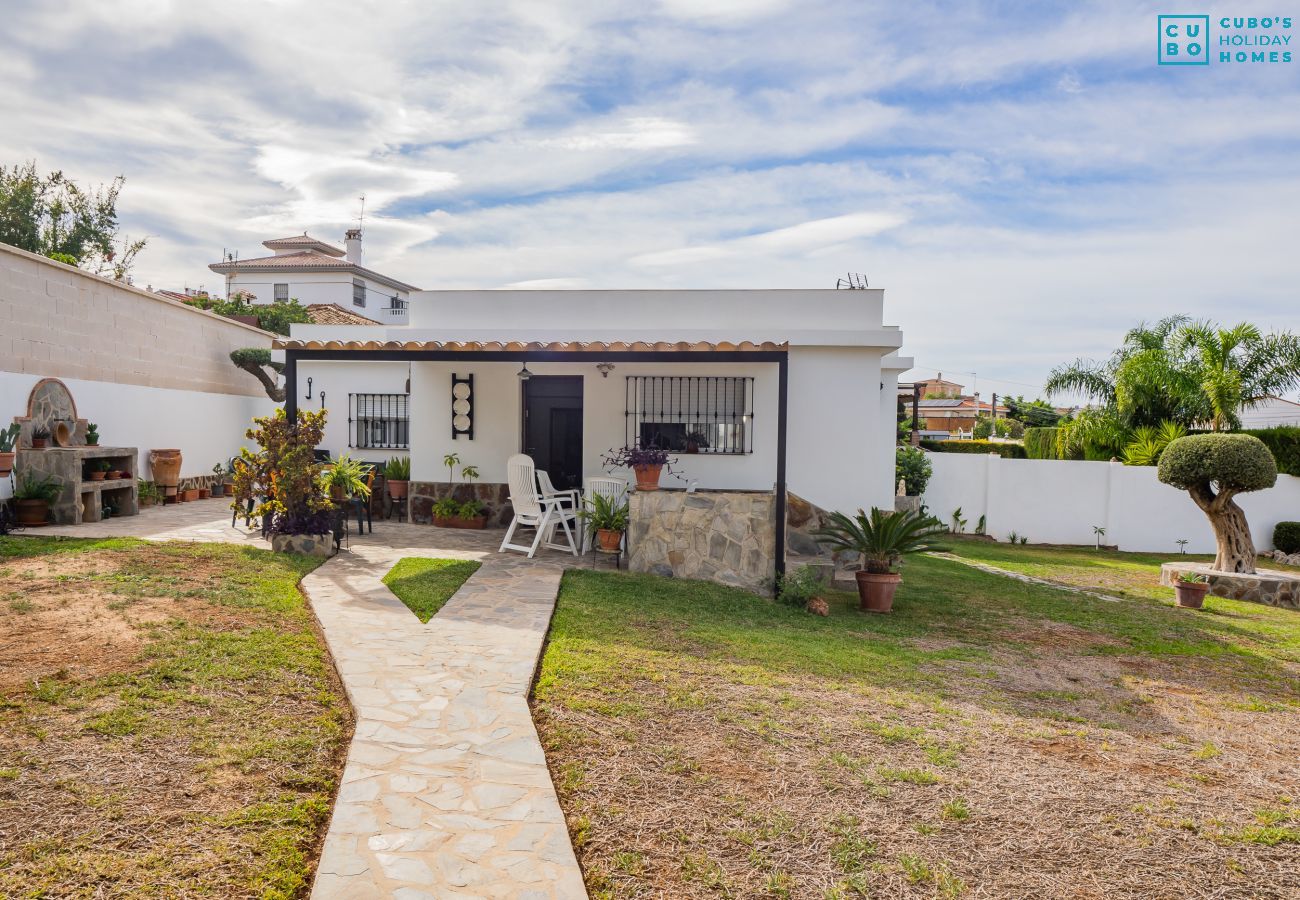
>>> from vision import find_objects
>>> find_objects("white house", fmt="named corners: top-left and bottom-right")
top-left (276, 287), bottom-right (910, 585)
top-left (209, 230), bottom-right (418, 324)
top-left (1240, 395), bottom-right (1300, 429)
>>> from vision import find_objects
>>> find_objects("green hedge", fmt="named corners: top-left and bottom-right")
top-left (1023, 427), bottom-right (1060, 459)
top-left (920, 439), bottom-right (1027, 459)
top-left (1275, 522), bottom-right (1300, 555)
top-left (1242, 427), bottom-right (1300, 477)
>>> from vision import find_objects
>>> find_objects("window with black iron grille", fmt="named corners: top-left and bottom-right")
top-left (349, 393), bottom-right (409, 449)
top-left (624, 376), bottom-right (754, 454)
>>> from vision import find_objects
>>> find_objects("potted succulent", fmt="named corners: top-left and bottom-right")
top-left (1173, 571), bottom-right (1211, 609)
top-left (13, 474), bottom-right (62, 526)
top-left (85, 423), bottom-right (100, 446)
top-left (602, 445), bottom-right (676, 491)
top-left (0, 424), bottom-right (19, 477)
top-left (322, 454), bottom-right (372, 502)
top-left (138, 479), bottom-right (160, 508)
top-left (89, 460), bottom-right (111, 481)
top-left (211, 464), bottom-right (227, 497)
top-left (580, 490), bottom-right (629, 552)
top-left (815, 507), bottom-right (946, 613)
top-left (30, 427), bottom-right (51, 449)
top-left (385, 455), bottom-right (411, 500)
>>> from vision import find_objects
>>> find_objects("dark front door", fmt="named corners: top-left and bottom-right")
top-left (523, 376), bottom-right (584, 490)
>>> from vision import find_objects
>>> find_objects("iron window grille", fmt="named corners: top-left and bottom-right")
top-left (352, 278), bottom-right (366, 307)
top-left (349, 393), bottom-right (409, 449)
top-left (274, 283), bottom-right (289, 301)
top-left (625, 376), bottom-right (754, 455)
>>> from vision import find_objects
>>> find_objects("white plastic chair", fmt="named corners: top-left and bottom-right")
top-left (583, 476), bottom-right (629, 552)
top-left (500, 454), bottom-right (580, 558)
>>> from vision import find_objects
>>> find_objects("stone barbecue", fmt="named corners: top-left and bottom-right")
top-left (628, 488), bottom-right (776, 594)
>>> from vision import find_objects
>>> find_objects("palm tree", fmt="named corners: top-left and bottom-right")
top-left (1178, 322), bottom-right (1300, 431)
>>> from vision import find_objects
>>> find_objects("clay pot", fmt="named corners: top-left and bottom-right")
top-left (31, 438), bottom-right (48, 449)
top-left (596, 528), bottom-right (623, 552)
top-left (854, 571), bottom-right (902, 614)
top-left (633, 464), bottom-right (663, 492)
top-left (432, 515), bottom-right (488, 530)
top-left (1174, 581), bottom-right (1210, 609)
top-left (183, 488), bottom-right (199, 502)
top-left (388, 479), bottom-right (409, 500)
top-left (0, 451), bottom-right (13, 477)
top-left (329, 484), bottom-right (346, 501)
top-left (53, 422), bottom-right (72, 447)
top-left (149, 449), bottom-right (183, 493)
top-left (15, 499), bottom-right (49, 527)
top-left (90, 470), bottom-right (107, 481)
top-left (198, 488), bottom-right (211, 500)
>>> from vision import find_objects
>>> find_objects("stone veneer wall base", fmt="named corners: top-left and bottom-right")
top-left (628, 490), bottom-right (776, 595)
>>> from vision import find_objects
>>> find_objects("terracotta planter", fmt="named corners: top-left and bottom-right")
top-left (183, 488), bottom-right (199, 502)
top-left (0, 451), bottom-right (13, 477)
top-left (15, 499), bottom-right (49, 527)
top-left (854, 570), bottom-right (902, 614)
top-left (149, 449), bottom-right (183, 493)
top-left (596, 528), bottom-right (623, 552)
top-left (140, 496), bottom-right (156, 508)
top-left (198, 488), bottom-right (211, 500)
top-left (107, 471), bottom-right (124, 481)
top-left (89, 471), bottom-right (107, 481)
top-left (1174, 581), bottom-right (1210, 609)
top-left (329, 484), bottom-right (346, 501)
top-left (53, 422), bottom-right (72, 447)
top-left (31, 438), bottom-right (48, 449)
top-left (633, 464), bottom-right (663, 491)
top-left (432, 515), bottom-right (488, 530)
top-left (388, 479), bottom-right (409, 500)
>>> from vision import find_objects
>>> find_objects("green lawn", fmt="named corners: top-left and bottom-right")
top-left (532, 549), bottom-right (1300, 898)
top-left (381, 557), bottom-right (482, 622)
top-left (0, 536), bottom-right (349, 899)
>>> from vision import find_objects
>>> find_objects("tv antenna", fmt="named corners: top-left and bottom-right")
top-left (357, 193), bottom-right (366, 234)
top-left (836, 272), bottom-right (868, 289)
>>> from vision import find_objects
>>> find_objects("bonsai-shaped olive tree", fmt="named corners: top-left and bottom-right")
top-left (1157, 434), bottom-right (1277, 573)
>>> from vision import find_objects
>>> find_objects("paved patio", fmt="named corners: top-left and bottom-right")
top-left (28, 503), bottom-right (590, 899)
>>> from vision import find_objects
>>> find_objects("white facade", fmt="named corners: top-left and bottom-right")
top-left (210, 232), bottom-right (417, 324)
top-left (1240, 395), bottom-right (1300, 429)
top-left (923, 452), bottom-right (1300, 554)
top-left (285, 288), bottom-right (908, 516)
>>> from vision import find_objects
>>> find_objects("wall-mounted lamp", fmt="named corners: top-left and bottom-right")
top-left (304, 377), bottom-right (313, 400)
top-left (517, 362), bottom-right (533, 381)
top-left (596, 362), bottom-right (615, 378)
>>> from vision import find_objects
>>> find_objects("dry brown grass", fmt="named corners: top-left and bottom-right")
top-left (534, 561), bottom-right (1300, 899)
top-left (0, 538), bottom-right (349, 899)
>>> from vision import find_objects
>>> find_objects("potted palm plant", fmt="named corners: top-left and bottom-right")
top-left (1173, 571), bottom-right (1210, 609)
top-left (385, 455), bottom-right (411, 500)
top-left (0, 424), bottom-right (19, 477)
top-left (13, 474), bottom-right (62, 526)
top-left (815, 507), bottom-right (946, 613)
top-left (580, 491), bottom-right (630, 552)
top-left (602, 445), bottom-right (676, 491)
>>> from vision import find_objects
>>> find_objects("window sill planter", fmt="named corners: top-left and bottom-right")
top-left (1174, 581), bottom-right (1210, 609)
top-left (633, 464), bottom-right (663, 491)
top-left (432, 515), bottom-right (487, 530)
top-left (15, 500), bottom-right (50, 527)
top-left (854, 571), bottom-right (901, 614)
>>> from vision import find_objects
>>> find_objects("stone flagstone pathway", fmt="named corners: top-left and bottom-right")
top-left (31, 505), bottom-right (589, 898)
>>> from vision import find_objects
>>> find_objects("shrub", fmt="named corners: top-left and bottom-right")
top-left (919, 440), bottom-right (1027, 460)
top-left (1023, 427), bottom-right (1059, 459)
top-left (775, 565), bottom-right (828, 607)
top-left (232, 408), bottom-right (334, 535)
top-left (1275, 522), bottom-right (1300, 555)
top-left (895, 446), bottom-right (932, 496)
top-left (1242, 426), bottom-right (1300, 477)
top-left (1158, 434), bottom-right (1278, 494)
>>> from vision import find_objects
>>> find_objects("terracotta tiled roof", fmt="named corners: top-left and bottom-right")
top-left (305, 304), bottom-right (380, 326)
top-left (208, 251), bottom-right (419, 293)
top-left (262, 234), bottom-right (345, 256)
top-left (274, 338), bottom-right (788, 353)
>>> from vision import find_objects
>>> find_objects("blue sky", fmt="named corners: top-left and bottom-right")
top-left (2, 0), bottom-right (1298, 398)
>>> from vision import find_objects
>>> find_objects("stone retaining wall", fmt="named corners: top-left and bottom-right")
top-left (628, 489), bottom-right (775, 594)
top-left (1159, 562), bottom-right (1300, 610)
top-left (410, 481), bottom-right (512, 527)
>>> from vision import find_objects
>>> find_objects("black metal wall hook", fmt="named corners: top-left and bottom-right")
top-left (305, 377), bottom-right (313, 400)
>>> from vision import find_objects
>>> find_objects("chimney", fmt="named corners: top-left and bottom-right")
top-left (345, 228), bottom-right (363, 265)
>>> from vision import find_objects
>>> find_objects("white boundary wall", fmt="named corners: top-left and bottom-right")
top-left (924, 453), bottom-right (1300, 553)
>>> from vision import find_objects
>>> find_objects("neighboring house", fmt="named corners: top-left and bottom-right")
top-left (914, 373), bottom-right (965, 398)
top-left (275, 287), bottom-right (911, 577)
top-left (208, 230), bottom-right (418, 324)
top-left (1240, 395), bottom-right (1300, 429)
top-left (912, 396), bottom-right (1006, 436)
